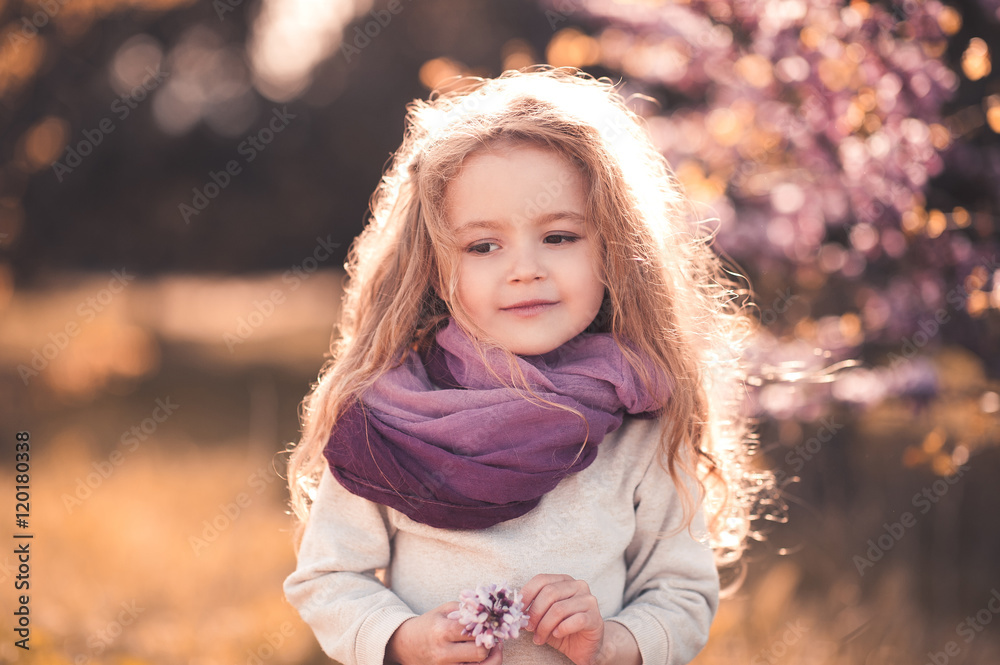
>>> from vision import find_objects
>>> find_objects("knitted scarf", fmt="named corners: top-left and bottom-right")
top-left (323, 318), bottom-right (669, 529)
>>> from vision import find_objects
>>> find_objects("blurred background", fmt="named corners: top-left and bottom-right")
top-left (1, 0), bottom-right (999, 663)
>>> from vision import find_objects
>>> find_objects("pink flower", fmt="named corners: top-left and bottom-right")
top-left (447, 582), bottom-right (530, 649)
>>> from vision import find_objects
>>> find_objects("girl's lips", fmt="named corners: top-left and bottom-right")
top-left (501, 302), bottom-right (557, 317)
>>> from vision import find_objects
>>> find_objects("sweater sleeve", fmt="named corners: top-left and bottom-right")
top-left (283, 466), bottom-right (417, 665)
top-left (605, 449), bottom-right (720, 665)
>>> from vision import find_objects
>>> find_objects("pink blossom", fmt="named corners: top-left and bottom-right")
top-left (447, 582), bottom-right (530, 649)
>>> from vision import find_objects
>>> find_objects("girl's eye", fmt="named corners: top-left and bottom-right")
top-left (466, 235), bottom-right (578, 254)
top-left (544, 234), bottom-right (579, 245)
top-left (468, 241), bottom-right (500, 254)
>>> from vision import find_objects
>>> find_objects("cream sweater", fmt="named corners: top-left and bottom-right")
top-left (284, 415), bottom-right (720, 665)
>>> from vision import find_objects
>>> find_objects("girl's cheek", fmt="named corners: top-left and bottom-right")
top-left (459, 261), bottom-right (490, 284)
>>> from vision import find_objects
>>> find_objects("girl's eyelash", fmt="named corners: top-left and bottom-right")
top-left (466, 235), bottom-right (579, 254)
top-left (544, 234), bottom-right (579, 244)
top-left (467, 242), bottom-right (500, 254)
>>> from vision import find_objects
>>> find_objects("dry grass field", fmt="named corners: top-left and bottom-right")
top-left (1, 273), bottom-right (998, 665)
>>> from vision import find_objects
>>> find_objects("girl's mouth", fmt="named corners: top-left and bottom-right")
top-left (502, 300), bottom-right (557, 316)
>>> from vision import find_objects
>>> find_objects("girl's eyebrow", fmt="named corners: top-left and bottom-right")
top-left (454, 211), bottom-right (586, 233)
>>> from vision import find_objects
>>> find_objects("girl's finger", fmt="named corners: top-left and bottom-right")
top-left (436, 601), bottom-right (477, 643)
top-left (524, 578), bottom-right (591, 631)
top-left (475, 641), bottom-right (502, 665)
top-left (448, 641), bottom-right (490, 663)
top-left (531, 595), bottom-right (598, 644)
top-left (549, 609), bottom-right (599, 640)
top-left (449, 624), bottom-right (479, 642)
top-left (521, 573), bottom-right (572, 608)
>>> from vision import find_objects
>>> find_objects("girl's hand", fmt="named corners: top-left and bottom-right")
top-left (385, 602), bottom-right (502, 665)
top-left (521, 574), bottom-right (605, 665)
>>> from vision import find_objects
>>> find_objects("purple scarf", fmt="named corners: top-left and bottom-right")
top-left (323, 318), bottom-right (669, 529)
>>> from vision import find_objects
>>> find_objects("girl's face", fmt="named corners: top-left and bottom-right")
top-left (444, 144), bottom-right (606, 356)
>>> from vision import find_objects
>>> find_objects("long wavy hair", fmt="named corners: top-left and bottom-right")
top-left (285, 67), bottom-right (772, 569)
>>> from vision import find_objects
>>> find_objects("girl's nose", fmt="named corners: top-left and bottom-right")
top-left (507, 246), bottom-right (546, 282)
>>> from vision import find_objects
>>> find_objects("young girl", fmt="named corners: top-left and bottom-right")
top-left (284, 67), bottom-right (765, 665)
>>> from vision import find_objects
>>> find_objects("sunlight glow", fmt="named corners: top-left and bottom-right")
top-left (248, 0), bottom-right (363, 102)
